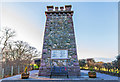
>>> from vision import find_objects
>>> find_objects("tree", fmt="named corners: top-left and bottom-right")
top-left (117, 54), bottom-right (120, 76)
top-left (117, 54), bottom-right (120, 60)
top-left (0, 28), bottom-right (15, 52)
top-left (112, 60), bottom-right (118, 72)
top-left (14, 40), bottom-right (40, 65)
top-left (0, 27), bottom-right (40, 65)
top-left (0, 27), bottom-right (41, 77)
top-left (103, 63), bottom-right (108, 71)
top-left (107, 63), bottom-right (112, 72)
top-left (0, 28), bottom-right (15, 64)
top-left (79, 59), bottom-right (86, 69)
top-left (95, 62), bottom-right (103, 71)
top-left (117, 54), bottom-right (120, 68)
top-left (103, 63), bottom-right (112, 72)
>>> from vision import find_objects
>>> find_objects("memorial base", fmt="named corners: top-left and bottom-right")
top-left (38, 66), bottom-right (80, 76)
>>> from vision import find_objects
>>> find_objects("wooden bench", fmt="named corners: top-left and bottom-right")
top-left (50, 66), bottom-right (69, 78)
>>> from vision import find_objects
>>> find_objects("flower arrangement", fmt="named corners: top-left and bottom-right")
top-left (90, 66), bottom-right (94, 71)
top-left (21, 66), bottom-right (29, 79)
top-left (88, 66), bottom-right (96, 78)
top-left (24, 66), bottom-right (28, 74)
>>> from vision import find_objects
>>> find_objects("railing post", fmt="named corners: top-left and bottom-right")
top-left (18, 65), bottom-right (20, 74)
top-left (2, 68), bottom-right (4, 78)
top-left (118, 77), bottom-right (120, 82)
top-left (23, 65), bottom-right (25, 72)
top-left (11, 66), bottom-right (13, 76)
top-left (0, 48), bottom-right (2, 78)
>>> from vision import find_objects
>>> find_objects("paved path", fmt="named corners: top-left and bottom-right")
top-left (0, 70), bottom-right (119, 81)
top-left (81, 70), bottom-right (118, 80)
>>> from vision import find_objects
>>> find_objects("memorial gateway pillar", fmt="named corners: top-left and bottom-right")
top-left (38, 5), bottom-right (80, 76)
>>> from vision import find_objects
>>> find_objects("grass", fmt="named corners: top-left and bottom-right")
top-left (80, 67), bottom-right (120, 74)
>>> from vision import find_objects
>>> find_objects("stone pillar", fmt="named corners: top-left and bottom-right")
top-left (60, 7), bottom-right (64, 11)
top-left (55, 7), bottom-right (58, 11)
top-left (47, 6), bottom-right (53, 11)
top-left (65, 5), bottom-right (71, 11)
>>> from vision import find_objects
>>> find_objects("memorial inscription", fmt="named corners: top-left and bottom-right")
top-left (51, 50), bottom-right (68, 59)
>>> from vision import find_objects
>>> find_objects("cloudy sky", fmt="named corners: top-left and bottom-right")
top-left (1, 2), bottom-right (118, 62)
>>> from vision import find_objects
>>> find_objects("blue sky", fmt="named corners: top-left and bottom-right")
top-left (2, 2), bottom-right (118, 62)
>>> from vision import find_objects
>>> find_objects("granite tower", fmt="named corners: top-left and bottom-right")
top-left (38, 5), bottom-right (80, 76)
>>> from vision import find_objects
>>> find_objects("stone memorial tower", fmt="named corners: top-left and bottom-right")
top-left (38, 5), bottom-right (80, 76)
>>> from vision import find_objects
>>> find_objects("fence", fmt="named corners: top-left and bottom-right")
top-left (0, 50), bottom-right (2, 78)
top-left (1, 64), bottom-right (26, 78)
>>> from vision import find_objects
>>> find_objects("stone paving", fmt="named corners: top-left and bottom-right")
top-left (0, 70), bottom-right (119, 81)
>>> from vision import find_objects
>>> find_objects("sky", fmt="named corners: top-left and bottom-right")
top-left (1, 2), bottom-right (118, 63)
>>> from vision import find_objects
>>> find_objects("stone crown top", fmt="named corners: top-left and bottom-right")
top-left (47, 5), bottom-right (72, 11)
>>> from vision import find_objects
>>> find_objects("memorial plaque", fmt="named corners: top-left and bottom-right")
top-left (51, 50), bottom-right (68, 59)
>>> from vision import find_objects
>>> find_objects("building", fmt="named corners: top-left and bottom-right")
top-left (31, 58), bottom-right (41, 67)
top-left (87, 58), bottom-right (95, 63)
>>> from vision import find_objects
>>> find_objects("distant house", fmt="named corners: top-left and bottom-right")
top-left (86, 58), bottom-right (95, 63)
top-left (79, 58), bottom-right (95, 64)
top-left (31, 58), bottom-right (41, 67)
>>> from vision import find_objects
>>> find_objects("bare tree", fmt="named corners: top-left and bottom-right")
top-left (14, 40), bottom-right (40, 65)
top-left (0, 27), bottom-right (41, 77)
top-left (0, 27), bottom-right (15, 52)
top-left (0, 28), bottom-right (15, 65)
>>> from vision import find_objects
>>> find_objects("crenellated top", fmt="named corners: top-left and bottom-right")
top-left (47, 6), bottom-right (54, 11)
top-left (45, 5), bottom-right (73, 16)
top-left (65, 5), bottom-right (72, 11)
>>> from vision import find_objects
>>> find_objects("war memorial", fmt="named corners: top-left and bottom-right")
top-left (38, 5), bottom-right (80, 76)
top-left (0, 3), bottom-right (119, 82)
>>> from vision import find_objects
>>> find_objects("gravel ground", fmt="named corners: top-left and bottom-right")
top-left (0, 70), bottom-right (119, 81)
